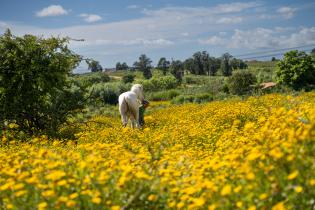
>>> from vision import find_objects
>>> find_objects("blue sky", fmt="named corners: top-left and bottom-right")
top-left (1, 0), bottom-right (315, 73)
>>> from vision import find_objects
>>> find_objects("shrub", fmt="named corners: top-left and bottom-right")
top-left (0, 30), bottom-right (82, 137)
top-left (193, 93), bottom-right (213, 103)
top-left (141, 76), bottom-right (178, 91)
top-left (171, 93), bottom-right (213, 104)
top-left (276, 50), bottom-right (315, 90)
top-left (227, 70), bottom-right (256, 95)
top-left (122, 74), bottom-right (136, 84)
top-left (172, 95), bottom-right (194, 104)
top-left (88, 83), bottom-right (130, 105)
top-left (184, 76), bottom-right (205, 85)
top-left (75, 72), bottom-right (110, 88)
top-left (149, 90), bottom-right (180, 101)
top-left (184, 76), bottom-right (196, 84)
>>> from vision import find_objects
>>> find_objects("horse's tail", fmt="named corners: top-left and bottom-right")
top-left (123, 96), bottom-right (129, 112)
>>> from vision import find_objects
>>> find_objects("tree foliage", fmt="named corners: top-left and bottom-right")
top-left (86, 59), bottom-right (103, 72)
top-left (122, 74), bottom-right (135, 84)
top-left (133, 54), bottom-right (152, 79)
top-left (116, 62), bottom-right (129, 70)
top-left (227, 70), bottom-right (257, 95)
top-left (157, 57), bottom-right (170, 75)
top-left (230, 58), bottom-right (248, 70)
top-left (170, 60), bottom-right (184, 83)
top-left (184, 51), bottom-right (221, 75)
top-left (0, 29), bottom-right (83, 137)
top-left (276, 50), bottom-right (315, 90)
top-left (311, 48), bottom-right (315, 61)
top-left (221, 53), bottom-right (233, 76)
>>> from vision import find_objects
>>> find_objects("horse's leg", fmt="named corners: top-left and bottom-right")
top-left (119, 97), bottom-right (128, 127)
top-left (129, 102), bottom-right (140, 128)
top-left (129, 112), bottom-right (136, 128)
top-left (121, 114), bottom-right (128, 127)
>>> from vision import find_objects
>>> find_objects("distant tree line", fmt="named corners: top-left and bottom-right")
top-left (113, 51), bottom-right (248, 80)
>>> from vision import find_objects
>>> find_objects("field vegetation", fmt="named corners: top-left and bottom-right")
top-left (1, 93), bottom-right (315, 209)
top-left (1, 30), bottom-right (315, 209)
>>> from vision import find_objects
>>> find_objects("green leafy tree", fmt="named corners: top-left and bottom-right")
top-left (133, 54), bottom-right (152, 79)
top-left (276, 50), bottom-right (315, 90)
top-left (230, 58), bottom-right (247, 70)
top-left (157, 57), bottom-right (170, 75)
top-left (0, 29), bottom-right (83, 137)
top-left (311, 48), bottom-right (315, 61)
top-left (116, 62), bottom-right (129, 70)
top-left (239, 60), bottom-right (248, 69)
top-left (221, 53), bottom-right (233, 76)
top-left (185, 51), bottom-right (221, 75)
top-left (227, 70), bottom-right (256, 95)
top-left (208, 57), bottom-right (221, 76)
top-left (122, 74), bottom-right (135, 84)
top-left (192, 51), bottom-right (204, 75)
top-left (116, 62), bottom-right (122, 70)
top-left (184, 58), bottom-right (194, 74)
top-left (86, 59), bottom-right (102, 72)
top-left (121, 62), bottom-right (129, 70)
top-left (170, 60), bottom-right (184, 83)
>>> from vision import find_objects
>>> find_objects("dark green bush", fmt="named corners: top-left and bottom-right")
top-left (74, 72), bottom-right (110, 88)
top-left (184, 76), bottom-right (196, 84)
top-left (88, 83), bottom-right (130, 105)
top-left (171, 95), bottom-right (194, 104)
top-left (149, 90), bottom-right (180, 101)
top-left (171, 93), bottom-right (213, 104)
top-left (227, 70), bottom-right (256, 95)
top-left (122, 74), bottom-right (136, 84)
top-left (141, 76), bottom-right (178, 91)
top-left (0, 30), bottom-right (83, 137)
top-left (276, 50), bottom-right (315, 90)
top-left (193, 93), bottom-right (213, 103)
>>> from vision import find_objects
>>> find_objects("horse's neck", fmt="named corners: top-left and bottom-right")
top-left (131, 90), bottom-right (140, 99)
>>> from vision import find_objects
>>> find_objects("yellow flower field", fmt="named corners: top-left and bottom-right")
top-left (1, 93), bottom-right (315, 209)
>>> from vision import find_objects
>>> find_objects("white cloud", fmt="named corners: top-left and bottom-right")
top-left (277, 6), bottom-right (296, 19)
top-left (80, 14), bottom-right (102, 23)
top-left (260, 6), bottom-right (297, 20)
top-left (127, 5), bottom-right (140, 9)
top-left (141, 2), bottom-right (259, 18)
top-left (0, 21), bottom-right (8, 28)
top-left (36, 5), bottom-right (68, 17)
top-left (88, 38), bottom-right (173, 46)
top-left (216, 17), bottom-right (243, 24)
top-left (201, 27), bottom-right (315, 49)
top-left (213, 2), bottom-right (260, 13)
top-left (199, 36), bottom-right (226, 45)
top-left (229, 28), bottom-right (277, 49)
top-left (284, 27), bottom-right (315, 46)
top-left (181, 32), bottom-right (189, 36)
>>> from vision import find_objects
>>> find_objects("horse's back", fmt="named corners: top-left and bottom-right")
top-left (119, 91), bottom-right (137, 104)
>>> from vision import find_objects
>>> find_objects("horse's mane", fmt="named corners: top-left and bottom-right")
top-left (131, 84), bottom-right (144, 101)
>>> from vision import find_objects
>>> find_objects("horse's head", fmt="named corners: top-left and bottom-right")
top-left (131, 84), bottom-right (144, 101)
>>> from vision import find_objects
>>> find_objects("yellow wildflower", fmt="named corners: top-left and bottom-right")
top-left (221, 185), bottom-right (232, 196)
top-left (287, 170), bottom-right (299, 180)
top-left (148, 194), bottom-right (157, 201)
top-left (295, 186), bottom-right (303, 193)
top-left (272, 202), bottom-right (286, 210)
top-left (92, 197), bottom-right (102, 204)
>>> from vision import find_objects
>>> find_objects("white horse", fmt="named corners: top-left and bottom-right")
top-left (118, 84), bottom-right (144, 128)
